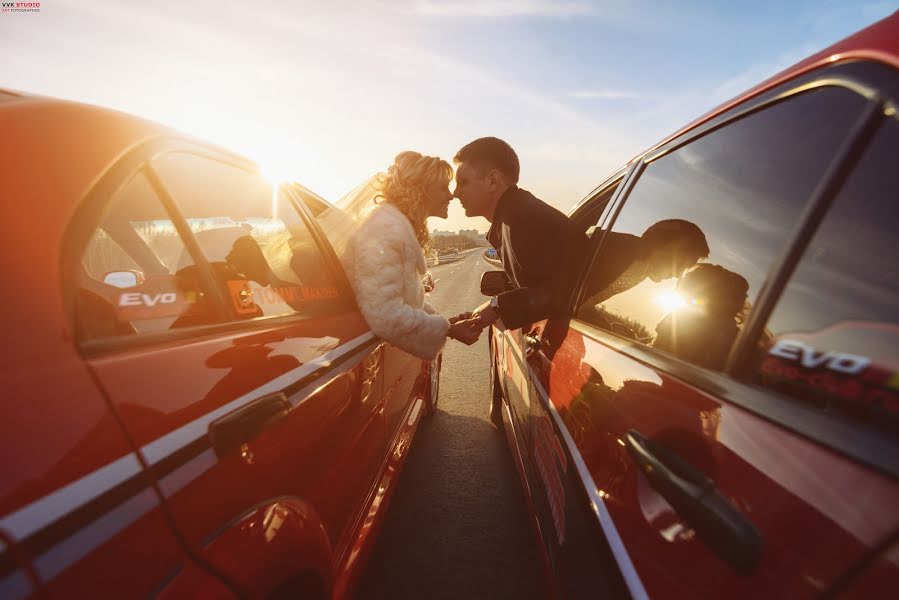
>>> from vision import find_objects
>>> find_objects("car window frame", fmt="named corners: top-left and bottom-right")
top-left (558, 168), bottom-right (629, 321)
top-left (566, 60), bottom-right (899, 478)
top-left (568, 167), bottom-right (627, 227)
top-left (282, 182), bottom-right (357, 306)
top-left (62, 138), bottom-right (356, 358)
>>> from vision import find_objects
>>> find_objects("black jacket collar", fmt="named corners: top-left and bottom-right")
top-left (492, 185), bottom-right (519, 223)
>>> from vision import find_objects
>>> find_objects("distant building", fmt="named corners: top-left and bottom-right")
top-left (459, 229), bottom-right (480, 239)
top-left (432, 230), bottom-right (455, 237)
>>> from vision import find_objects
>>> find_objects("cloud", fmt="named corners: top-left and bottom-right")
top-left (567, 89), bottom-right (645, 100)
top-left (393, 0), bottom-right (595, 18)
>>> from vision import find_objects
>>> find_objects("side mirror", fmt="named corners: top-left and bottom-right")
top-left (480, 271), bottom-right (512, 296)
top-left (103, 270), bottom-right (144, 288)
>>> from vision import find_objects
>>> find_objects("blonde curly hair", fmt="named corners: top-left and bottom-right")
top-left (375, 151), bottom-right (453, 252)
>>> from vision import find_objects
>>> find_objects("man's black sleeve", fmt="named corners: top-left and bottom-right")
top-left (495, 215), bottom-right (588, 329)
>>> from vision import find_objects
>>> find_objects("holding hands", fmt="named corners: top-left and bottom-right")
top-left (448, 312), bottom-right (481, 345)
top-left (470, 300), bottom-right (499, 330)
top-left (447, 298), bottom-right (503, 346)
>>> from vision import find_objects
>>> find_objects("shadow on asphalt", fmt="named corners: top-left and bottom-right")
top-left (356, 408), bottom-right (544, 600)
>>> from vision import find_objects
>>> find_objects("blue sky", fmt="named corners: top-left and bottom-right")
top-left (1, 0), bottom-right (895, 231)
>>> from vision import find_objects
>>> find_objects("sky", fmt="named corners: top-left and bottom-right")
top-left (1, 0), bottom-right (895, 232)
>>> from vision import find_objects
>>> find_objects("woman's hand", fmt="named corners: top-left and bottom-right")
top-left (449, 312), bottom-right (473, 324)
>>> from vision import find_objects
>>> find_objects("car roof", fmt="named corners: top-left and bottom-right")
top-left (0, 94), bottom-right (267, 368)
top-left (1, 95), bottom-right (175, 235)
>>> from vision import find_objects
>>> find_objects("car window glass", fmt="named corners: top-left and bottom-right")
top-left (573, 177), bottom-right (624, 236)
top-left (152, 153), bottom-right (340, 320)
top-left (78, 170), bottom-right (216, 340)
top-left (576, 86), bottom-right (866, 371)
top-left (753, 116), bottom-right (899, 433)
top-left (290, 184), bottom-right (331, 217)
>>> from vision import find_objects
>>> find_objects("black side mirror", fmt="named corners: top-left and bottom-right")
top-left (480, 271), bottom-right (512, 296)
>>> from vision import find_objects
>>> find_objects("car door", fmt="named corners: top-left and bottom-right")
top-left (536, 68), bottom-right (899, 599)
top-left (73, 146), bottom-right (389, 596)
top-left (500, 326), bottom-right (534, 450)
top-left (380, 346), bottom-right (425, 443)
top-left (0, 342), bottom-right (228, 598)
top-left (497, 175), bottom-right (625, 599)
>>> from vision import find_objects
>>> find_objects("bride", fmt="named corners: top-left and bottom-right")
top-left (336, 151), bottom-right (480, 359)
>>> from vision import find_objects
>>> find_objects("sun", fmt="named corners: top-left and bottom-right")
top-left (655, 290), bottom-right (687, 313)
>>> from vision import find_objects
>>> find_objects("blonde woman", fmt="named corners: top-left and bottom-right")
top-left (343, 151), bottom-right (480, 359)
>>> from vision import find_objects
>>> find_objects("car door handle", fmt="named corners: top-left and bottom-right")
top-left (209, 392), bottom-right (291, 459)
top-left (624, 429), bottom-right (763, 573)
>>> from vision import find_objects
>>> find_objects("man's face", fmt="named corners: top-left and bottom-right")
top-left (453, 162), bottom-right (493, 218)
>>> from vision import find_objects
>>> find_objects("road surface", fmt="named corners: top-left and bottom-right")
top-left (357, 250), bottom-right (544, 600)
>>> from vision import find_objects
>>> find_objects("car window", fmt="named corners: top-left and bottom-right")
top-left (151, 153), bottom-right (341, 320)
top-left (290, 183), bottom-right (331, 217)
top-left (77, 170), bottom-right (217, 339)
top-left (571, 176), bottom-right (624, 236)
top-left (576, 86), bottom-right (867, 371)
top-left (752, 115), bottom-right (899, 434)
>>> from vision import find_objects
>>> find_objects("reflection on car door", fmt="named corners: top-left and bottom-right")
top-left (544, 327), bottom-right (899, 598)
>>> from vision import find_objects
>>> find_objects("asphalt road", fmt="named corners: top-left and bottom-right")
top-left (356, 250), bottom-right (544, 600)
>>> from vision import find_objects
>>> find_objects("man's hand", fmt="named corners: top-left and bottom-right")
top-left (449, 312), bottom-right (473, 324)
top-left (471, 300), bottom-right (499, 329)
top-left (448, 318), bottom-right (481, 345)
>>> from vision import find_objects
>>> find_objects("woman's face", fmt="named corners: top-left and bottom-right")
top-left (423, 178), bottom-right (453, 219)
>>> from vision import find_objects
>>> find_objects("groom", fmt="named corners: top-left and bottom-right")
top-left (452, 137), bottom-right (587, 425)
top-left (453, 137), bottom-right (587, 331)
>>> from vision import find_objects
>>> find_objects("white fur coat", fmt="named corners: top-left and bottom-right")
top-left (343, 203), bottom-right (449, 360)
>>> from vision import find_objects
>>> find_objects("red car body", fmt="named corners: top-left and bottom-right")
top-left (0, 93), bottom-right (438, 598)
top-left (490, 12), bottom-right (899, 600)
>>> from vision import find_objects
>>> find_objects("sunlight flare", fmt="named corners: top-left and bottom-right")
top-left (655, 289), bottom-right (687, 313)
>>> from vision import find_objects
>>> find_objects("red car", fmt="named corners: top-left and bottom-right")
top-left (487, 11), bottom-right (899, 599)
top-left (0, 91), bottom-right (439, 598)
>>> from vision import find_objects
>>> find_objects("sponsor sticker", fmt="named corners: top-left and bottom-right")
top-left (763, 338), bottom-right (899, 423)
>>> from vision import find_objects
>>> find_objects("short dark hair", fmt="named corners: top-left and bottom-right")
top-left (641, 219), bottom-right (710, 258)
top-left (453, 137), bottom-right (520, 185)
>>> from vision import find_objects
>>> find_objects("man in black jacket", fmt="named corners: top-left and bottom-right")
top-left (453, 137), bottom-right (586, 427)
top-left (453, 137), bottom-right (587, 332)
